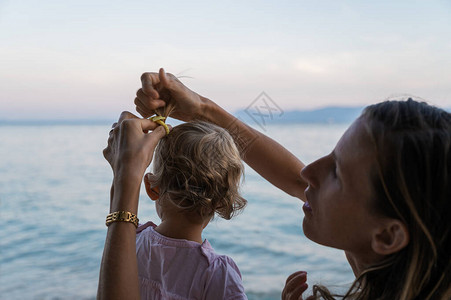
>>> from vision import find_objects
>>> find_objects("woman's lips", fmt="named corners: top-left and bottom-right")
top-left (303, 201), bottom-right (313, 214)
top-left (303, 187), bottom-right (313, 213)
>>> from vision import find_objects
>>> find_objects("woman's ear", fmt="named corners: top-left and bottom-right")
top-left (144, 173), bottom-right (159, 201)
top-left (371, 219), bottom-right (409, 255)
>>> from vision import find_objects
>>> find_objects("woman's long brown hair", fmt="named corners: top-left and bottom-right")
top-left (311, 99), bottom-right (451, 299)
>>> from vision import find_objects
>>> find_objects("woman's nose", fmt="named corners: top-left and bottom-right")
top-left (300, 157), bottom-right (324, 189)
top-left (301, 163), bottom-right (317, 188)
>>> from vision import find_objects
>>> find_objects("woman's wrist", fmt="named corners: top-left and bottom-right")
top-left (110, 174), bottom-right (142, 213)
top-left (114, 164), bottom-right (146, 183)
top-left (199, 96), bottom-right (240, 131)
top-left (197, 96), bottom-right (222, 123)
top-left (188, 94), bottom-right (210, 121)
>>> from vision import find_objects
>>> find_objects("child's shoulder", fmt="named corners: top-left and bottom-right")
top-left (201, 240), bottom-right (246, 299)
top-left (201, 240), bottom-right (242, 276)
top-left (136, 221), bottom-right (157, 234)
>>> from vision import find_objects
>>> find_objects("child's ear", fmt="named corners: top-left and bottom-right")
top-left (371, 219), bottom-right (409, 255)
top-left (144, 173), bottom-right (159, 201)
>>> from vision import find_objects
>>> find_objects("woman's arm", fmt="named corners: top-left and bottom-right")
top-left (201, 98), bottom-right (307, 200)
top-left (135, 69), bottom-right (307, 200)
top-left (98, 112), bottom-right (168, 300)
top-left (97, 178), bottom-right (141, 300)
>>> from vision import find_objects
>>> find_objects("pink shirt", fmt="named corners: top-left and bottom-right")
top-left (136, 222), bottom-right (247, 300)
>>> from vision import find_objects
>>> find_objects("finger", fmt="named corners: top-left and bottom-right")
top-left (107, 132), bottom-right (115, 147)
top-left (136, 89), bottom-right (166, 110)
top-left (117, 111), bottom-right (139, 124)
top-left (103, 146), bottom-right (110, 160)
top-left (139, 118), bottom-right (164, 132)
top-left (296, 283), bottom-right (309, 300)
top-left (159, 68), bottom-right (170, 88)
top-left (143, 125), bottom-right (168, 150)
top-left (141, 72), bottom-right (160, 98)
top-left (103, 140), bottom-right (114, 163)
top-left (119, 117), bottom-right (160, 136)
top-left (109, 123), bottom-right (121, 139)
top-left (284, 272), bottom-right (307, 296)
top-left (109, 122), bottom-right (118, 136)
top-left (135, 90), bottom-right (166, 114)
top-left (287, 283), bottom-right (308, 300)
top-left (136, 106), bottom-right (153, 119)
top-left (282, 278), bottom-right (308, 300)
top-left (285, 271), bottom-right (307, 285)
top-left (159, 68), bottom-right (180, 86)
top-left (134, 97), bottom-right (155, 115)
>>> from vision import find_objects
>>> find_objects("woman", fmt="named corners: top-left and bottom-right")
top-left (99, 69), bottom-right (451, 299)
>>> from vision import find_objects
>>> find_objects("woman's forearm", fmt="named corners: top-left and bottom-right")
top-left (98, 178), bottom-right (141, 300)
top-left (200, 97), bottom-right (307, 200)
top-left (98, 222), bottom-right (140, 300)
top-left (136, 70), bottom-right (308, 200)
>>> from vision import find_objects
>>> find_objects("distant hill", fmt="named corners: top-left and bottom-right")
top-left (234, 104), bottom-right (451, 130)
top-left (234, 106), bottom-right (364, 127)
top-left (1, 105), bottom-right (448, 126)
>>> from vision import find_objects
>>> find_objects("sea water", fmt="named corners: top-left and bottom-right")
top-left (0, 122), bottom-right (355, 299)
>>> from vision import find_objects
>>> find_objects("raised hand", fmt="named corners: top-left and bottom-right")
top-left (103, 111), bottom-right (169, 182)
top-left (135, 68), bottom-right (206, 122)
top-left (282, 271), bottom-right (309, 300)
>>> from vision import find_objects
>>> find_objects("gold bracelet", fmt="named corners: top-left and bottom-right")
top-left (105, 211), bottom-right (139, 228)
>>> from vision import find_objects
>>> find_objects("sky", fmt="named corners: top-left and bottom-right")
top-left (1, 0), bottom-right (450, 120)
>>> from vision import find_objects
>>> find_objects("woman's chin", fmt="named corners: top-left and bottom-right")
top-left (302, 220), bottom-right (314, 241)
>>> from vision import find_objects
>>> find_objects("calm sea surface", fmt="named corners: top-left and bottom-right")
top-left (0, 122), bottom-right (355, 299)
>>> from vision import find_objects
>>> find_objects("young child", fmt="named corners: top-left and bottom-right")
top-left (135, 120), bottom-right (248, 300)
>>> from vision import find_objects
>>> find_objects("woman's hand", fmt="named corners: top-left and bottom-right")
top-left (103, 111), bottom-right (169, 212)
top-left (103, 111), bottom-right (168, 180)
top-left (134, 68), bottom-right (206, 121)
top-left (282, 271), bottom-right (309, 300)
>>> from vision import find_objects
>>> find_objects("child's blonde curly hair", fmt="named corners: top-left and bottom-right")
top-left (152, 120), bottom-right (246, 220)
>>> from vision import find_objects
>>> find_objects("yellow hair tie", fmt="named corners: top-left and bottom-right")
top-left (150, 115), bottom-right (170, 135)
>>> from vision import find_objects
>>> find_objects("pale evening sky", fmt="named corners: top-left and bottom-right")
top-left (1, 0), bottom-right (450, 120)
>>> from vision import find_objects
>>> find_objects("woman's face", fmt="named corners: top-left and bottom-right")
top-left (301, 119), bottom-right (383, 254)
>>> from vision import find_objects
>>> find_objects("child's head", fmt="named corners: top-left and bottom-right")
top-left (148, 121), bottom-right (246, 222)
